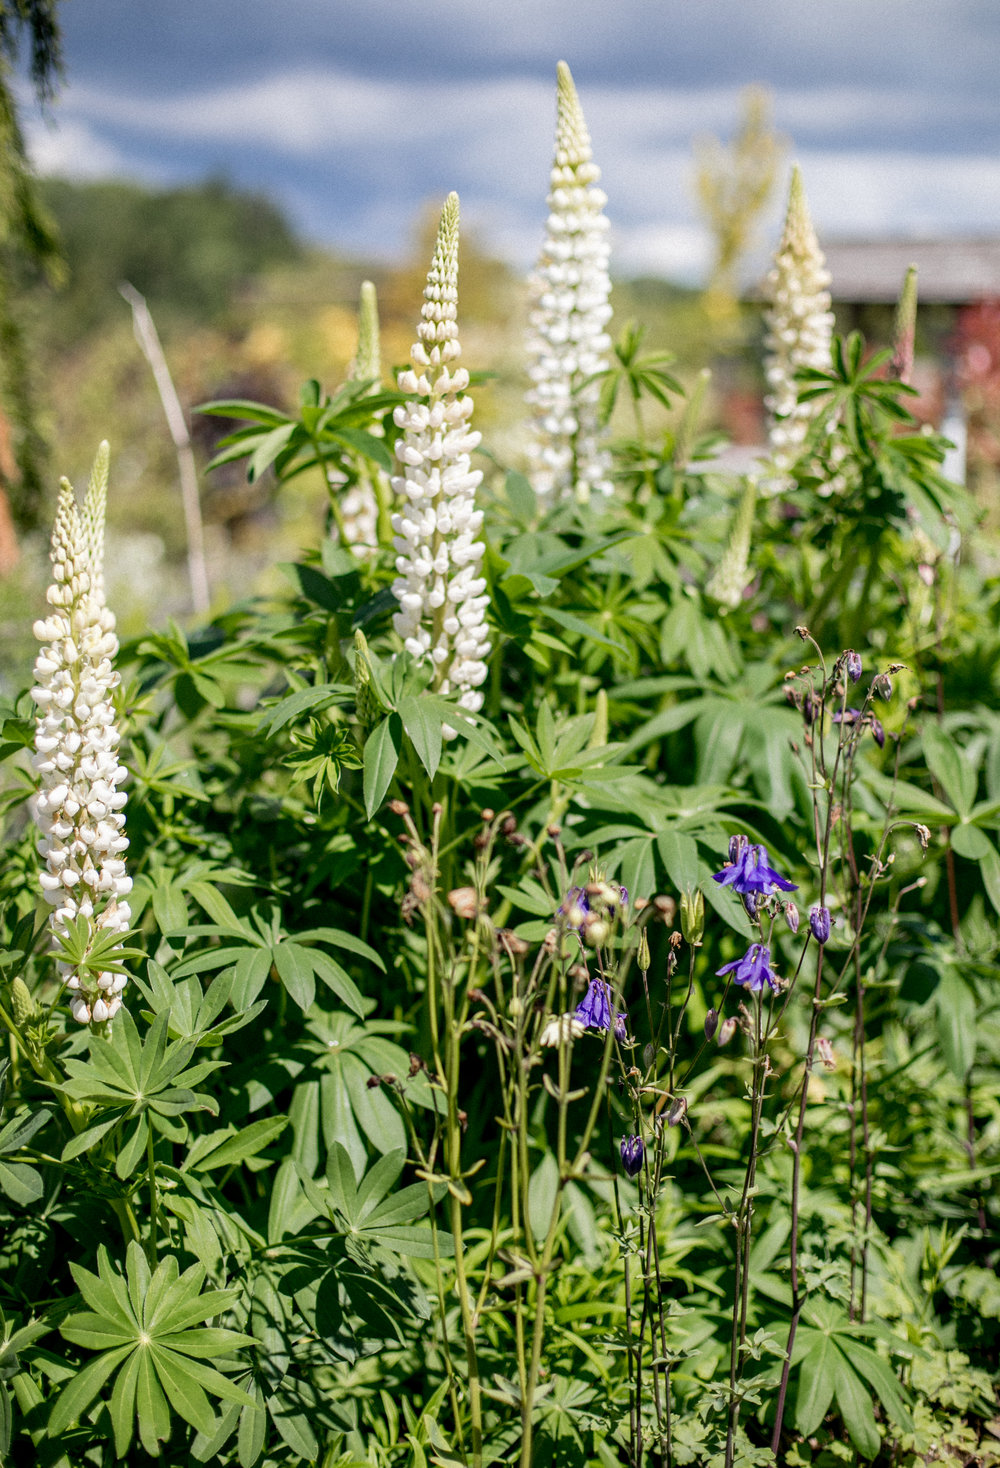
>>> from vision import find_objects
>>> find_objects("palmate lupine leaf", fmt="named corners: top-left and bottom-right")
top-left (198, 378), bottom-right (403, 483)
top-left (51, 1241), bottom-right (256, 1456)
top-left (300, 1142), bottom-right (449, 1259)
top-left (0, 1105), bottom-right (50, 1206)
top-left (58, 1008), bottom-right (219, 1177)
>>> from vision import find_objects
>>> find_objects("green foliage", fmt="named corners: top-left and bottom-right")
top-left (1, 167), bottom-right (999, 1468)
top-left (52, 1241), bottom-right (255, 1456)
top-left (36, 176), bottom-right (304, 340)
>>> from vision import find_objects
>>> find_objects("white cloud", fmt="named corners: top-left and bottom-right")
top-left (21, 66), bottom-right (1000, 283)
top-left (25, 115), bottom-right (131, 178)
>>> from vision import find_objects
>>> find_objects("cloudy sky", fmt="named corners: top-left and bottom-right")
top-left (19, 0), bottom-right (1000, 282)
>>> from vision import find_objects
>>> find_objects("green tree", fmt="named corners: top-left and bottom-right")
top-left (37, 176), bottom-right (304, 341)
top-left (0, 0), bottom-right (66, 531)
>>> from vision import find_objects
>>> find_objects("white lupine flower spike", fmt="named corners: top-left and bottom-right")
top-left (391, 192), bottom-right (491, 718)
top-left (764, 166), bottom-right (835, 474)
top-left (31, 443), bottom-right (132, 1027)
top-left (525, 60), bottom-right (613, 505)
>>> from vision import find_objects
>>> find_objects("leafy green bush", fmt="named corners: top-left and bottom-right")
top-left (0, 67), bottom-right (998, 1468)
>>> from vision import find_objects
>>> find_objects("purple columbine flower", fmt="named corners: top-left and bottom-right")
top-left (833, 708), bottom-right (861, 725)
top-left (870, 717), bottom-right (885, 749)
top-left (846, 649), bottom-right (863, 683)
top-left (620, 1134), bottom-right (644, 1177)
top-left (809, 905), bottom-right (831, 943)
top-left (713, 841), bottom-right (797, 896)
top-left (558, 886), bottom-right (590, 926)
top-left (716, 943), bottom-right (777, 994)
top-left (575, 976), bottom-right (627, 1038)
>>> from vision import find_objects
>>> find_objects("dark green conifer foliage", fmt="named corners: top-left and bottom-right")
top-left (0, 0), bottom-right (66, 529)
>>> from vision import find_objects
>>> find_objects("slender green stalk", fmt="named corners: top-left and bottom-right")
top-left (145, 1122), bottom-right (159, 1268)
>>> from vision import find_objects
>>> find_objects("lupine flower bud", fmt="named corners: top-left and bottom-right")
top-left (31, 444), bottom-right (131, 1027)
top-left (336, 280), bottom-right (386, 553)
top-left (673, 366), bottom-right (711, 470)
top-left (845, 649), bottom-right (863, 683)
top-left (391, 193), bottom-right (491, 720)
top-left (10, 977), bottom-right (34, 1027)
top-left (353, 629), bottom-right (384, 727)
top-left (706, 476), bottom-right (758, 611)
top-left (525, 61), bottom-right (613, 504)
top-left (680, 888), bottom-right (705, 946)
top-left (764, 167), bottom-right (835, 474)
top-left (809, 905), bottom-right (831, 944)
top-left (620, 1134), bottom-right (644, 1177)
top-left (784, 901), bottom-right (800, 934)
top-left (890, 265), bottom-right (918, 385)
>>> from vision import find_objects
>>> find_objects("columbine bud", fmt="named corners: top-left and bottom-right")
top-left (704, 1008), bottom-right (719, 1040)
top-left (680, 888), bottom-right (705, 946)
top-left (808, 906), bottom-right (830, 944)
top-left (717, 1017), bottom-right (738, 1047)
top-left (816, 1036), bottom-right (836, 1070)
top-left (447, 887), bottom-right (481, 920)
top-left (785, 901), bottom-right (800, 934)
top-left (642, 1041), bottom-right (656, 1069)
top-left (914, 824), bottom-right (931, 852)
top-left (870, 717), bottom-right (886, 749)
top-left (667, 1097), bottom-right (687, 1127)
top-left (620, 1134), bottom-right (644, 1178)
top-left (846, 649), bottom-right (863, 683)
top-left (636, 927), bottom-right (651, 972)
top-left (584, 918), bottom-right (610, 948)
top-left (874, 673), bottom-right (893, 701)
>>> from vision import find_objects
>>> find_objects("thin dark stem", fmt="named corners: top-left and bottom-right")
top-left (771, 946), bottom-right (825, 1455)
